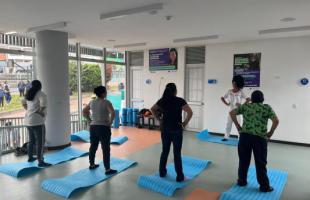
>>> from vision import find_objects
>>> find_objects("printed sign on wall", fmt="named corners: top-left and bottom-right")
top-left (149, 48), bottom-right (178, 71)
top-left (234, 53), bottom-right (261, 87)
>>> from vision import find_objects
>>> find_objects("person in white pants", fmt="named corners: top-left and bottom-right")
top-left (221, 75), bottom-right (250, 141)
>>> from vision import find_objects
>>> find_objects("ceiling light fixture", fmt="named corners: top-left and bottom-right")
top-left (27, 21), bottom-right (67, 32)
top-left (114, 42), bottom-right (147, 48)
top-left (173, 35), bottom-right (219, 43)
top-left (107, 39), bottom-right (116, 42)
top-left (258, 25), bottom-right (310, 35)
top-left (100, 3), bottom-right (163, 20)
top-left (280, 17), bottom-right (296, 22)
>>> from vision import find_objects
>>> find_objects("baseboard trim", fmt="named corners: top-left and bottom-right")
top-left (209, 132), bottom-right (310, 147)
top-left (47, 142), bottom-right (71, 150)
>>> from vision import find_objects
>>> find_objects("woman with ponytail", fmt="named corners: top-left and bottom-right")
top-left (151, 83), bottom-right (193, 182)
top-left (21, 80), bottom-right (51, 167)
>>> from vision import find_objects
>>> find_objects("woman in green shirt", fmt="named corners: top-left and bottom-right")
top-left (230, 90), bottom-right (279, 193)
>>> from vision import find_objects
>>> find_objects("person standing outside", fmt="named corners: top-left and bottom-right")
top-left (230, 90), bottom-right (279, 192)
top-left (151, 83), bottom-right (193, 182)
top-left (18, 80), bottom-right (26, 97)
top-left (0, 84), bottom-right (4, 108)
top-left (21, 80), bottom-right (51, 167)
top-left (83, 86), bottom-right (118, 175)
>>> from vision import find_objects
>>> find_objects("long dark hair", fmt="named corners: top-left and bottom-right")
top-left (161, 83), bottom-right (177, 103)
top-left (25, 80), bottom-right (42, 101)
top-left (169, 48), bottom-right (178, 66)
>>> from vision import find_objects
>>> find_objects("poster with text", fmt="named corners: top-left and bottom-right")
top-left (233, 53), bottom-right (261, 87)
top-left (149, 48), bottom-right (178, 71)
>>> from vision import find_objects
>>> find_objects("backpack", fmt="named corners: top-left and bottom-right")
top-left (14, 142), bottom-right (36, 156)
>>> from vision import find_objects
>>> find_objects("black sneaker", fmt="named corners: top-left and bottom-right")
top-left (89, 164), bottom-right (100, 170)
top-left (105, 169), bottom-right (118, 175)
top-left (159, 170), bottom-right (167, 177)
top-left (260, 186), bottom-right (274, 193)
top-left (176, 175), bottom-right (185, 182)
top-left (222, 138), bottom-right (228, 141)
top-left (38, 162), bottom-right (52, 167)
top-left (28, 157), bottom-right (37, 162)
top-left (237, 181), bottom-right (248, 187)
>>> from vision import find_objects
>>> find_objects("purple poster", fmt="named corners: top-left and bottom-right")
top-left (149, 48), bottom-right (178, 71)
top-left (233, 53), bottom-right (261, 87)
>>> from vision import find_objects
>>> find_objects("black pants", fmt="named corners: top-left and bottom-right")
top-left (27, 125), bottom-right (45, 163)
top-left (238, 133), bottom-right (270, 188)
top-left (159, 128), bottom-right (184, 177)
top-left (89, 125), bottom-right (111, 170)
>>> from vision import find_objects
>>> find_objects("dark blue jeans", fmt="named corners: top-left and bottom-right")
top-left (159, 128), bottom-right (184, 177)
top-left (89, 125), bottom-right (111, 170)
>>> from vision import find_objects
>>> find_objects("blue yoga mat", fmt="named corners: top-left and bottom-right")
top-left (0, 147), bottom-right (88, 178)
top-left (41, 157), bottom-right (137, 198)
top-left (137, 156), bottom-right (211, 196)
top-left (110, 136), bottom-right (128, 145)
top-left (196, 130), bottom-right (238, 146)
top-left (71, 130), bottom-right (91, 142)
top-left (71, 130), bottom-right (128, 145)
top-left (220, 166), bottom-right (288, 200)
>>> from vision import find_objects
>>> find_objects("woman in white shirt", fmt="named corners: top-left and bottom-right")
top-left (21, 80), bottom-right (51, 167)
top-left (221, 75), bottom-right (250, 141)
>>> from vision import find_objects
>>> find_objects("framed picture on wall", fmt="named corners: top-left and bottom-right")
top-left (149, 48), bottom-right (178, 71)
top-left (233, 53), bottom-right (261, 87)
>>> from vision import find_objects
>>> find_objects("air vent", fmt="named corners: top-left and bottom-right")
top-left (259, 26), bottom-right (310, 35)
top-left (174, 35), bottom-right (218, 43)
top-left (186, 46), bottom-right (205, 64)
top-left (114, 42), bottom-right (146, 48)
top-left (129, 51), bottom-right (144, 66)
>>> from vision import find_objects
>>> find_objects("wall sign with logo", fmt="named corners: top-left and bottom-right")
top-left (149, 48), bottom-right (178, 71)
top-left (233, 53), bottom-right (261, 87)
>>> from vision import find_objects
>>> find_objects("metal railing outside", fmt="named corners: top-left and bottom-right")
top-left (0, 114), bottom-right (88, 155)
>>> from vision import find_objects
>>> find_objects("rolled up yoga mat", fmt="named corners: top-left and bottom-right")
top-left (137, 156), bottom-right (211, 196)
top-left (220, 166), bottom-right (288, 200)
top-left (127, 108), bottom-right (133, 125)
top-left (132, 108), bottom-right (139, 125)
top-left (112, 109), bottom-right (120, 128)
top-left (41, 157), bottom-right (137, 198)
top-left (121, 108), bottom-right (128, 126)
top-left (0, 147), bottom-right (88, 178)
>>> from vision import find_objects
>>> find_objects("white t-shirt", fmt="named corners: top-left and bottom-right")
top-left (22, 91), bottom-right (47, 126)
top-left (223, 89), bottom-right (247, 110)
top-left (89, 98), bottom-right (112, 126)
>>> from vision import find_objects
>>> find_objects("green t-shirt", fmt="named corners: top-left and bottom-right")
top-left (236, 103), bottom-right (276, 138)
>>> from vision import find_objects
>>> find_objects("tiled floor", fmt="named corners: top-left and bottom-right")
top-left (0, 127), bottom-right (309, 200)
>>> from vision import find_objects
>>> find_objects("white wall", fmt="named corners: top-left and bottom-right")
top-left (141, 47), bottom-right (185, 108)
top-left (204, 36), bottom-right (310, 144)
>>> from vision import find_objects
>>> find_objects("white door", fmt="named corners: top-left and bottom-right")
top-left (185, 64), bottom-right (205, 131)
top-left (130, 67), bottom-right (144, 109)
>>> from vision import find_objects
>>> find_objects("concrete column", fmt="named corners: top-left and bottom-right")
top-left (35, 30), bottom-right (70, 148)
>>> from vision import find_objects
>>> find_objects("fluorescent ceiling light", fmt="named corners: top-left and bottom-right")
top-left (280, 17), bottom-right (296, 22)
top-left (100, 3), bottom-right (163, 20)
top-left (5, 31), bottom-right (17, 35)
top-left (27, 22), bottom-right (67, 32)
top-left (114, 42), bottom-right (147, 48)
top-left (173, 35), bottom-right (219, 43)
top-left (259, 26), bottom-right (310, 35)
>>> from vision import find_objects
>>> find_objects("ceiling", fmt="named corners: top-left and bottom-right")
top-left (0, 0), bottom-right (310, 50)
